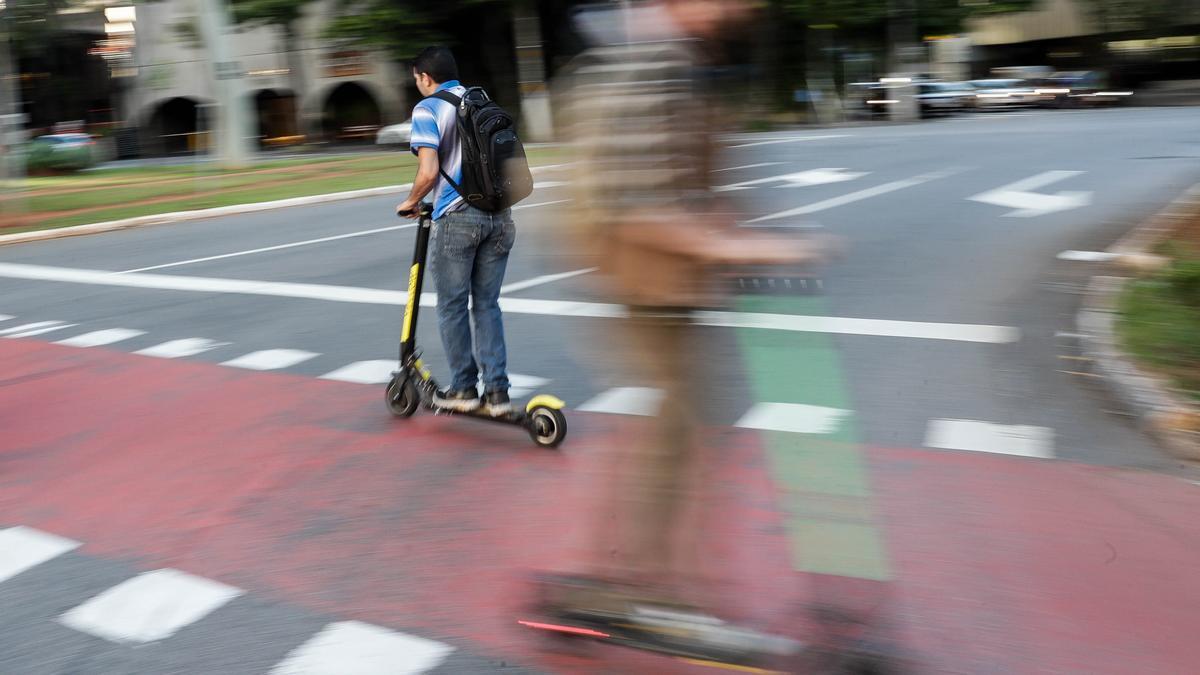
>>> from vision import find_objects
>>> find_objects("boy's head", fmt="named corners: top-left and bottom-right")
top-left (412, 46), bottom-right (459, 97)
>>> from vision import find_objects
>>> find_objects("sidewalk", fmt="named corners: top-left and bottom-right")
top-left (2, 338), bottom-right (1199, 673)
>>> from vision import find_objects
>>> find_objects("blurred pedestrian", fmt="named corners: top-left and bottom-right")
top-left (538, 0), bottom-right (823, 617)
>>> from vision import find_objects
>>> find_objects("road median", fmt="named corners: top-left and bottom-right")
top-left (1076, 183), bottom-right (1200, 460)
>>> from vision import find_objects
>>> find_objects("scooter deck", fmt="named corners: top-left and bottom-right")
top-left (518, 613), bottom-right (798, 672)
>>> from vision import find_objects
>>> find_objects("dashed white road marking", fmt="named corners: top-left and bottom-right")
top-left (135, 338), bottom-right (229, 359)
top-left (0, 320), bottom-right (78, 338)
top-left (499, 267), bottom-right (597, 294)
top-left (59, 568), bottom-right (243, 644)
top-left (727, 134), bottom-right (850, 149)
top-left (270, 620), bottom-right (453, 675)
top-left (55, 328), bottom-right (146, 347)
top-left (0, 263), bottom-right (1018, 344)
top-left (513, 198), bottom-right (571, 210)
top-left (0, 314), bottom-right (13, 322)
top-left (711, 162), bottom-right (783, 173)
top-left (221, 349), bottom-right (319, 371)
top-left (508, 373), bottom-right (549, 398)
top-left (320, 359), bottom-right (398, 384)
top-left (924, 419), bottom-right (1055, 458)
top-left (736, 402), bottom-right (851, 435)
top-left (1057, 250), bottom-right (1118, 262)
top-left (0, 527), bottom-right (81, 584)
top-left (578, 387), bottom-right (663, 416)
top-left (749, 169), bottom-right (962, 223)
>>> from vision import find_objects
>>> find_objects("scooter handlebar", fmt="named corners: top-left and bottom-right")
top-left (398, 202), bottom-right (434, 219)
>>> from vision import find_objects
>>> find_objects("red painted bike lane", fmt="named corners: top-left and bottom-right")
top-left (2, 339), bottom-right (1199, 673)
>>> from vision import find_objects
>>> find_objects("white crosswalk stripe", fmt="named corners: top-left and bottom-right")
top-left (924, 419), bottom-right (1054, 458)
top-left (320, 359), bottom-right (398, 384)
top-left (55, 328), bottom-right (146, 348)
top-left (736, 402), bottom-right (851, 435)
top-left (59, 568), bottom-right (244, 644)
top-left (0, 320), bottom-right (78, 338)
top-left (136, 337), bottom-right (229, 358)
top-left (509, 372), bottom-right (549, 398)
top-left (221, 349), bottom-right (319, 371)
top-left (270, 620), bottom-right (453, 675)
top-left (0, 526), bottom-right (81, 584)
top-left (577, 387), bottom-right (663, 416)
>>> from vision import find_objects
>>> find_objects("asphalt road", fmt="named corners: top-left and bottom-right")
top-left (2, 106), bottom-right (1200, 673)
top-left (5, 107), bottom-right (1199, 468)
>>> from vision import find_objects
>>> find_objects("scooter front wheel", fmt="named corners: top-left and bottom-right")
top-left (385, 376), bottom-right (420, 418)
top-left (528, 406), bottom-right (567, 448)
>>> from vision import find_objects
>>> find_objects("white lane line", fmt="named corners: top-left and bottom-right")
top-left (727, 134), bottom-right (850, 149)
top-left (117, 223), bottom-right (419, 274)
top-left (0, 314), bottom-right (13, 322)
top-left (735, 402), bottom-right (851, 435)
top-left (112, 198), bottom-right (569, 275)
top-left (924, 419), bottom-right (1054, 459)
top-left (320, 360), bottom-right (398, 385)
top-left (514, 198), bottom-right (571, 210)
top-left (534, 180), bottom-right (568, 189)
top-left (60, 569), bottom-right (243, 644)
top-left (221, 349), bottom-right (318, 371)
top-left (55, 328), bottom-right (146, 348)
top-left (578, 387), bottom-right (663, 416)
top-left (0, 264), bottom-right (1019, 343)
top-left (270, 620), bottom-right (453, 675)
top-left (499, 267), bottom-right (597, 294)
top-left (1057, 250), bottom-right (1119, 262)
top-left (135, 338), bottom-right (229, 359)
top-left (748, 169), bottom-right (961, 223)
top-left (0, 527), bottom-right (81, 584)
top-left (711, 162), bottom-right (783, 173)
top-left (0, 321), bottom-right (78, 338)
top-left (694, 310), bottom-right (1019, 344)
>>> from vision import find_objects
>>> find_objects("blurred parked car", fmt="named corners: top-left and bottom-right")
top-left (916, 82), bottom-right (973, 117)
top-left (375, 120), bottom-right (412, 149)
top-left (969, 79), bottom-right (1040, 109)
top-left (26, 133), bottom-right (97, 172)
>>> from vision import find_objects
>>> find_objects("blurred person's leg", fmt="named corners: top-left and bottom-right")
top-left (431, 209), bottom-right (482, 392)
top-left (471, 209), bottom-right (516, 395)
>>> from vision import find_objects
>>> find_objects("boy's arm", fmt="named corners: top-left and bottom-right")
top-left (396, 147), bottom-right (440, 217)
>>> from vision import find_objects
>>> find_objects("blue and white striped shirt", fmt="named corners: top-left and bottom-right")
top-left (410, 80), bottom-right (468, 219)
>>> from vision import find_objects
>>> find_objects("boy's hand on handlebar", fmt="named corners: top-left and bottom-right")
top-left (396, 199), bottom-right (420, 219)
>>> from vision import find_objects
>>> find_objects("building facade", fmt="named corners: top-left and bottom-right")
top-left (119, 0), bottom-right (407, 155)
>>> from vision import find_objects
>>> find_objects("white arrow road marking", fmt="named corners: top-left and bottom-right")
top-left (968, 170), bottom-right (1091, 217)
top-left (748, 169), bottom-right (962, 223)
top-left (716, 168), bottom-right (868, 192)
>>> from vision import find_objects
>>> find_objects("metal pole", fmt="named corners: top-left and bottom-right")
top-left (196, 0), bottom-right (253, 168)
top-left (0, 0), bottom-right (26, 225)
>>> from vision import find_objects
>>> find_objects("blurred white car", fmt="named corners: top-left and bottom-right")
top-left (916, 82), bottom-right (973, 117)
top-left (375, 120), bottom-right (412, 149)
top-left (969, 79), bottom-right (1040, 109)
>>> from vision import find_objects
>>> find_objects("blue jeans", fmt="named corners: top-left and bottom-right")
top-left (430, 205), bottom-right (515, 393)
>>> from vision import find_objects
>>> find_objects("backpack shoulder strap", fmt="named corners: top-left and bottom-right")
top-left (430, 90), bottom-right (462, 106)
top-left (424, 90), bottom-right (465, 199)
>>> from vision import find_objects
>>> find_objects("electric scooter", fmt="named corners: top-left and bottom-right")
top-left (385, 202), bottom-right (568, 448)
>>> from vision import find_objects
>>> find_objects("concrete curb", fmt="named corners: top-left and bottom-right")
top-left (1076, 184), bottom-right (1200, 461)
top-left (0, 183), bottom-right (412, 247)
top-left (0, 163), bottom-right (573, 248)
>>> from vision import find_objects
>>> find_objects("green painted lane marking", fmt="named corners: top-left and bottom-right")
top-left (735, 295), bottom-right (891, 581)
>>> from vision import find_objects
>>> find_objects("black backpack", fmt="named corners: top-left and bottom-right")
top-left (432, 87), bottom-right (533, 212)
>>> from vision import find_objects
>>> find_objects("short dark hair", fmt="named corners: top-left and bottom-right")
top-left (412, 46), bottom-right (458, 84)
